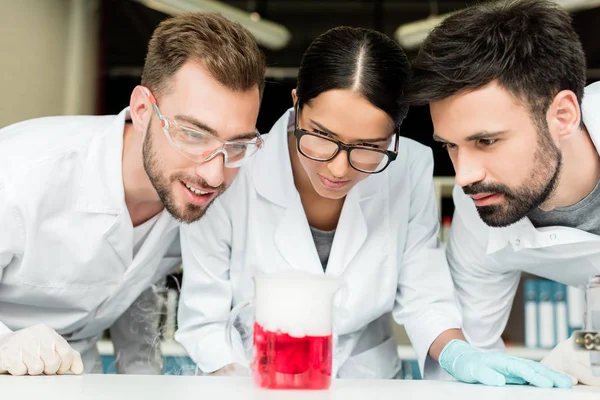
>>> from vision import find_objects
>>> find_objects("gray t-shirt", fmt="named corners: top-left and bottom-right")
top-left (309, 225), bottom-right (336, 271)
top-left (528, 179), bottom-right (600, 235)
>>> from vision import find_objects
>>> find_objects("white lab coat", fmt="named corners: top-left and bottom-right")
top-left (176, 108), bottom-right (462, 380)
top-left (0, 109), bottom-right (182, 373)
top-left (446, 82), bottom-right (600, 351)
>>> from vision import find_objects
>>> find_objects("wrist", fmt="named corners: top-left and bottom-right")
top-left (439, 339), bottom-right (472, 371)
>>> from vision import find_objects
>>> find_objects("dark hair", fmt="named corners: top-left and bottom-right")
top-left (142, 12), bottom-right (266, 98)
top-left (296, 26), bottom-right (411, 126)
top-left (406, 0), bottom-right (587, 124)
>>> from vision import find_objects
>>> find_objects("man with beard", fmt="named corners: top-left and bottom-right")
top-left (0, 12), bottom-right (265, 375)
top-left (407, 0), bottom-right (600, 387)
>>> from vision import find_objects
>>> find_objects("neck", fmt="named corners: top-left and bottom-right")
top-left (541, 126), bottom-right (600, 211)
top-left (122, 123), bottom-right (164, 226)
top-left (288, 133), bottom-right (344, 231)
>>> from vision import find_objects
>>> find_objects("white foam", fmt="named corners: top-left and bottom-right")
top-left (254, 271), bottom-right (341, 337)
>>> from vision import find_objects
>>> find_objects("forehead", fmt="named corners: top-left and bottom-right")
top-left (160, 61), bottom-right (260, 134)
top-left (430, 82), bottom-right (533, 140)
top-left (302, 89), bottom-right (394, 140)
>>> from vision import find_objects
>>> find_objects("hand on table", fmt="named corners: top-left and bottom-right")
top-left (439, 339), bottom-right (572, 388)
top-left (0, 324), bottom-right (83, 376)
top-left (541, 334), bottom-right (600, 386)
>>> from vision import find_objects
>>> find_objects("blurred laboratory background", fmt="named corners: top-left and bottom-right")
top-left (1, 0), bottom-right (600, 377)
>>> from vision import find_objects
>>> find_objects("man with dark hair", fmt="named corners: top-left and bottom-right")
top-left (408, 0), bottom-right (600, 386)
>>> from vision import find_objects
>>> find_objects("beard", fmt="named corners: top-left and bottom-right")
top-left (462, 123), bottom-right (562, 228)
top-left (142, 122), bottom-right (225, 224)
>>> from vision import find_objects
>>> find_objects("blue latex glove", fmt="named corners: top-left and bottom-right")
top-left (439, 340), bottom-right (573, 388)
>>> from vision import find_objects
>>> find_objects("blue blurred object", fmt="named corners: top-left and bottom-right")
top-left (101, 355), bottom-right (197, 375)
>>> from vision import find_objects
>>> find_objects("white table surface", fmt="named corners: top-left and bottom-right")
top-left (1, 375), bottom-right (599, 400)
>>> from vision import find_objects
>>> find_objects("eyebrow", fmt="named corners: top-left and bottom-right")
top-left (175, 114), bottom-right (257, 141)
top-left (433, 130), bottom-right (507, 143)
top-left (432, 133), bottom-right (450, 143)
top-left (309, 119), bottom-right (389, 143)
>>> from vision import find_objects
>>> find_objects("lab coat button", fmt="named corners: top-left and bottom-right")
top-left (514, 239), bottom-right (521, 246)
top-left (550, 234), bottom-right (557, 240)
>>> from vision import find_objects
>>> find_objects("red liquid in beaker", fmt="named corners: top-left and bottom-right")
top-left (252, 322), bottom-right (332, 390)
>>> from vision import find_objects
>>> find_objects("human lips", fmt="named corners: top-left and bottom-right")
top-left (317, 174), bottom-right (351, 190)
top-left (180, 180), bottom-right (217, 206)
top-left (470, 192), bottom-right (503, 207)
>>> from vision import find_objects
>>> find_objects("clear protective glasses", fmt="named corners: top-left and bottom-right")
top-left (293, 104), bottom-right (399, 174)
top-left (142, 86), bottom-right (264, 168)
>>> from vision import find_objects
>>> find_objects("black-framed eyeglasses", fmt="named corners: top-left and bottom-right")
top-left (293, 105), bottom-right (399, 174)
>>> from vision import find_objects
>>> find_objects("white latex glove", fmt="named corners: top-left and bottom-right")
top-left (212, 363), bottom-right (251, 377)
top-left (541, 335), bottom-right (600, 386)
top-left (0, 324), bottom-right (84, 376)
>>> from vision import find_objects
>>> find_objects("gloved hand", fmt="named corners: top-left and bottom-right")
top-left (0, 324), bottom-right (84, 376)
top-left (541, 334), bottom-right (600, 386)
top-left (212, 363), bottom-right (251, 377)
top-left (439, 339), bottom-right (572, 388)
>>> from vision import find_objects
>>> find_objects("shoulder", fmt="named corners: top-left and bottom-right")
top-left (0, 114), bottom-right (118, 177)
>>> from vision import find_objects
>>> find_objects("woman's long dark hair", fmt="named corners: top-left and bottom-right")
top-left (295, 26), bottom-right (410, 127)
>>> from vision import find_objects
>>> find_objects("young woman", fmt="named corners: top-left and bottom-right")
top-left (174, 27), bottom-right (572, 388)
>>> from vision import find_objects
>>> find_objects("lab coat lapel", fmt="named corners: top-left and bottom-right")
top-left (103, 212), bottom-right (134, 267)
top-left (76, 108), bottom-right (132, 268)
top-left (125, 210), bottom-right (179, 276)
top-left (273, 203), bottom-right (325, 275)
top-left (325, 182), bottom-right (369, 277)
top-left (254, 109), bottom-right (323, 275)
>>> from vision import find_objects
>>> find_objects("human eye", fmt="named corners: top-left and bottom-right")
top-left (228, 142), bottom-right (249, 150)
top-left (181, 127), bottom-right (211, 143)
top-left (441, 142), bottom-right (456, 150)
top-left (478, 138), bottom-right (498, 147)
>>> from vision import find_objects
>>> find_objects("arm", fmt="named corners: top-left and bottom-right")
top-left (0, 181), bottom-right (83, 376)
top-left (391, 148), bottom-right (463, 378)
top-left (436, 186), bottom-right (572, 388)
top-left (445, 189), bottom-right (521, 351)
top-left (0, 180), bottom-right (24, 335)
top-left (174, 198), bottom-right (245, 374)
top-left (428, 329), bottom-right (466, 361)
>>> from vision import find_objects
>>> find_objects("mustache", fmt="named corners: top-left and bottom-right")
top-left (462, 181), bottom-right (512, 196)
top-left (173, 173), bottom-right (224, 191)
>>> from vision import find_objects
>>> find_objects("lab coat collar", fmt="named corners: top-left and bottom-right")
top-left (252, 108), bottom-right (380, 208)
top-left (74, 108), bottom-right (179, 266)
top-left (253, 108), bottom-right (377, 275)
top-left (486, 82), bottom-right (600, 254)
top-left (486, 219), bottom-right (532, 254)
top-left (251, 109), bottom-right (298, 208)
top-left (76, 107), bottom-right (129, 215)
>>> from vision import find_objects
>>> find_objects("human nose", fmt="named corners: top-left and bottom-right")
top-left (327, 150), bottom-right (350, 178)
top-left (195, 150), bottom-right (225, 188)
top-left (453, 149), bottom-right (486, 188)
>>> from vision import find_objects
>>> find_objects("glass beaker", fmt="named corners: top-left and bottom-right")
top-left (225, 271), bottom-right (343, 390)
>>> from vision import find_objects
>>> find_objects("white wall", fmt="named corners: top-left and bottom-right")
top-left (0, 0), bottom-right (99, 128)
